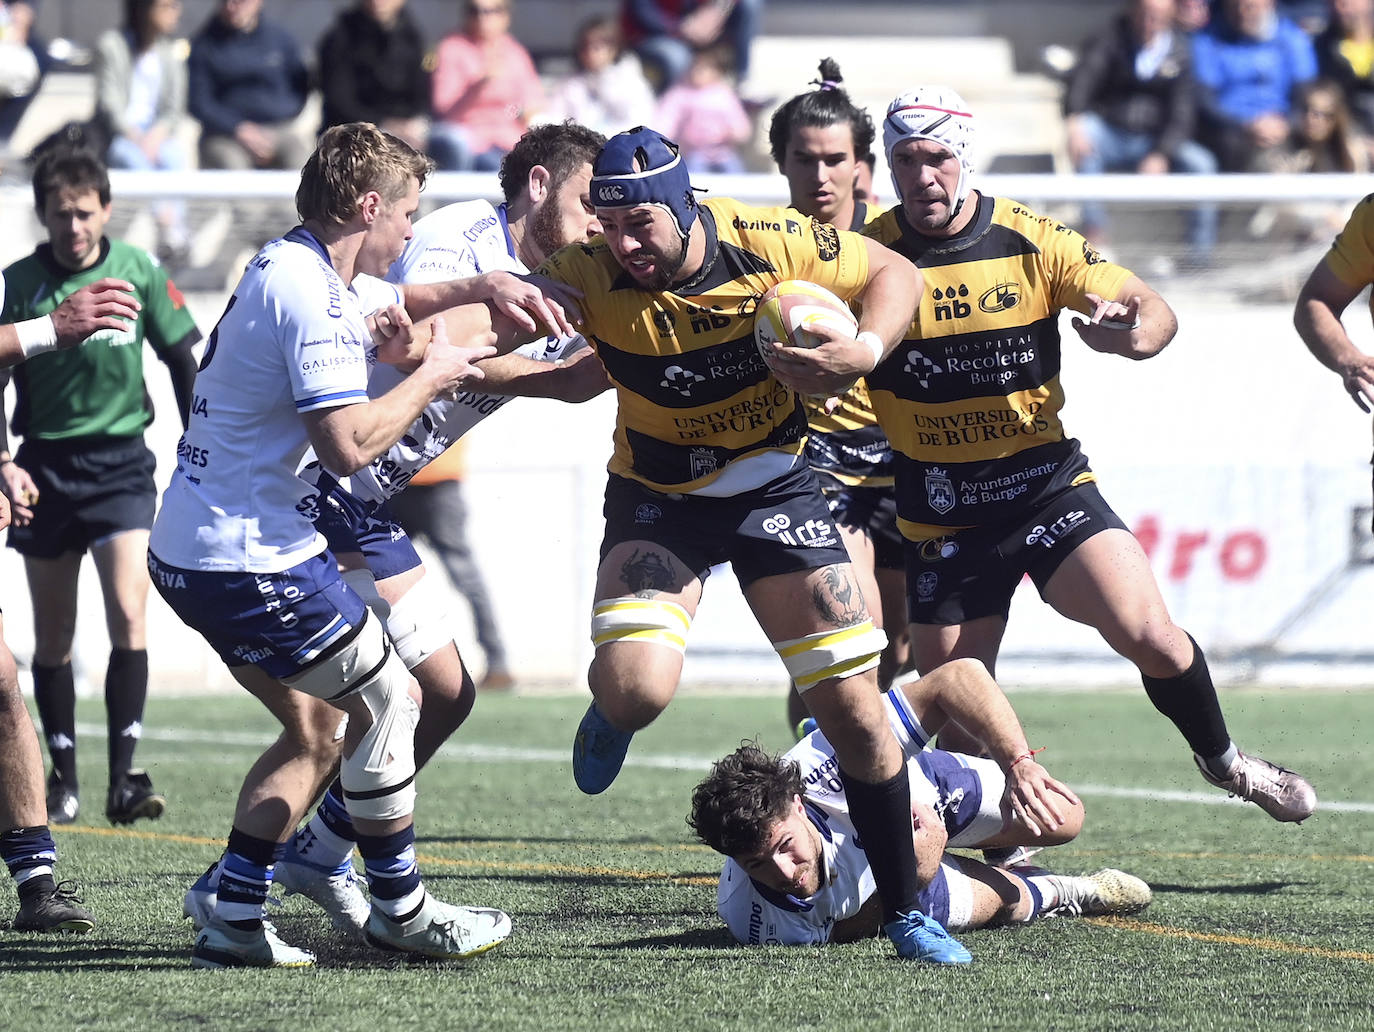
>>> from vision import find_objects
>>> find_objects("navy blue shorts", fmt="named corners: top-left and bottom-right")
top-left (7, 436), bottom-right (156, 559)
top-left (822, 482), bottom-right (903, 571)
top-left (315, 484), bottom-right (422, 582)
top-left (600, 464), bottom-right (851, 588)
top-left (904, 482), bottom-right (1128, 625)
top-left (147, 548), bottom-right (366, 678)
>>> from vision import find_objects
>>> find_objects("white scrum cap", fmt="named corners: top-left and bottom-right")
top-left (882, 86), bottom-right (976, 224)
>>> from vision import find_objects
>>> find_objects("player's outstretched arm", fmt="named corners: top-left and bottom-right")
top-left (1070, 275), bottom-right (1177, 359)
top-left (1294, 261), bottom-right (1374, 410)
top-left (400, 270), bottom-right (582, 345)
top-left (476, 346), bottom-right (611, 402)
top-left (0, 278), bottom-right (141, 367)
top-left (897, 659), bottom-right (1080, 838)
top-left (306, 315), bottom-right (496, 474)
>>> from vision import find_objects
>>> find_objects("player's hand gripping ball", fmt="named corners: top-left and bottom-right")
top-left (752, 280), bottom-right (859, 369)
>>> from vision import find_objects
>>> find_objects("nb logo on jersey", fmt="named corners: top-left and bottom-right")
top-left (933, 284), bottom-right (971, 321)
top-left (597, 185), bottom-right (625, 201)
top-left (978, 282), bottom-right (1020, 314)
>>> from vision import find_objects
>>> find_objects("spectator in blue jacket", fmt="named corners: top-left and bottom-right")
top-left (188, 0), bottom-right (312, 170)
top-left (1191, 0), bottom-right (1319, 169)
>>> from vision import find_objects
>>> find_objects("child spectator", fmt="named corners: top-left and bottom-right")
top-left (653, 45), bottom-right (752, 173)
top-left (543, 14), bottom-right (655, 139)
top-left (317, 0), bottom-right (430, 153)
top-left (430, 0), bottom-right (544, 172)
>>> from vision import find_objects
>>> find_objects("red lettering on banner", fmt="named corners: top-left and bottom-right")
top-left (1131, 516), bottom-right (1268, 582)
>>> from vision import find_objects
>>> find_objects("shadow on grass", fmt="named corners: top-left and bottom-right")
top-left (597, 927), bottom-right (740, 950)
top-left (0, 937), bottom-right (187, 970)
top-left (1154, 880), bottom-right (1303, 896)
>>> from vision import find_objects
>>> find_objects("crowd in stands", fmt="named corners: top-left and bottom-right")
top-left (6, 0), bottom-right (1374, 267)
top-left (1064, 0), bottom-right (1374, 262)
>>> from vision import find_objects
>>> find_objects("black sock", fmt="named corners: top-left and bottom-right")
top-left (105, 648), bottom-right (149, 780)
top-left (840, 763), bottom-right (921, 925)
top-left (32, 662), bottom-right (77, 787)
top-left (1140, 635), bottom-right (1231, 758)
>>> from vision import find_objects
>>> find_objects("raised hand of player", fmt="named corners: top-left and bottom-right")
top-left (50, 278), bottom-right (141, 348)
top-left (416, 314), bottom-right (498, 399)
top-left (0, 460), bottom-right (39, 526)
top-left (1071, 293), bottom-right (1142, 355)
top-left (482, 271), bottom-right (583, 338)
top-left (1003, 757), bottom-right (1081, 838)
top-left (763, 320), bottom-right (874, 397)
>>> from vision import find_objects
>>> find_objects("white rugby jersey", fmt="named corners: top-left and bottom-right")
top-left (304, 199), bottom-right (584, 506)
top-left (717, 689), bottom-right (944, 946)
top-left (150, 228), bottom-right (402, 572)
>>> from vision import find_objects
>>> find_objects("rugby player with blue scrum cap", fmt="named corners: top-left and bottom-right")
top-left (690, 658), bottom-right (1153, 948)
top-left (486, 123), bottom-right (1021, 963)
top-left (860, 86), bottom-right (1315, 825)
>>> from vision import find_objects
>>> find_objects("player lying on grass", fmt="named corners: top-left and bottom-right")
top-left (688, 659), bottom-right (1152, 948)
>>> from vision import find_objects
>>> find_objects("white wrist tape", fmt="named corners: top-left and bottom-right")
top-left (856, 331), bottom-right (885, 371)
top-left (15, 316), bottom-right (58, 358)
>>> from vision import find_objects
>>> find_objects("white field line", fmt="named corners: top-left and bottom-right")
top-left (88, 723), bottom-right (1374, 814)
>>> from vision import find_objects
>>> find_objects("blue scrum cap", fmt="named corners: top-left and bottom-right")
top-left (590, 126), bottom-right (698, 241)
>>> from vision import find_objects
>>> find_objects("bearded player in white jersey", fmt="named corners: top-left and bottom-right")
top-left (182, 122), bottom-right (614, 941)
top-left (690, 660), bottom-right (1154, 948)
top-left (150, 122), bottom-right (585, 968)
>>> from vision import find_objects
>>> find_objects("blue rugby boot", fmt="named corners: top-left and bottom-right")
top-left (572, 702), bottom-right (634, 795)
top-left (883, 910), bottom-right (973, 964)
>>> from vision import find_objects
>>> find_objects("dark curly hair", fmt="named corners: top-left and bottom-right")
top-left (32, 145), bottom-right (110, 215)
top-left (498, 121), bottom-right (607, 203)
top-left (767, 58), bottom-right (876, 170)
top-left (687, 743), bottom-right (804, 858)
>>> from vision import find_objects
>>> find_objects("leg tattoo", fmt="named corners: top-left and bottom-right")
top-left (621, 549), bottom-right (677, 597)
top-left (812, 565), bottom-right (866, 626)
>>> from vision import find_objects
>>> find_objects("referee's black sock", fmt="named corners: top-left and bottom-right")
top-left (105, 647), bottom-right (149, 780)
top-left (1140, 634), bottom-right (1234, 771)
top-left (840, 763), bottom-right (922, 924)
top-left (32, 661), bottom-right (78, 787)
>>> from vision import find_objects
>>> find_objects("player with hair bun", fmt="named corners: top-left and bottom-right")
top-left (769, 61), bottom-right (910, 732)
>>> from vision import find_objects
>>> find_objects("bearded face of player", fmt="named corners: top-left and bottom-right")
top-left (356, 178), bottom-right (421, 278)
top-left (781, 123), bottom-right (859, 227)
top-left (596, 204), bottom-right (688, 291)
top-left (891, 137), bottom-right (965, 236)
top-left (529, 163), bottom-right (601, 262)
top-left (41, 187), bottom-right (113, 272)
top-left (736, 795), bottom-right (824, 899)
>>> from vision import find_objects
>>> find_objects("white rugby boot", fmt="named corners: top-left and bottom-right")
top-left (365, 893), bottom-right (511, 960)
top-left (273, 854), bottom-right (370, 939)
top-left (191, 920), bottom-right (316, 969)
top-left (1195, 751), bottom-right (1317, 823)
top-left (1040, 869), bottom-right (1153, 918)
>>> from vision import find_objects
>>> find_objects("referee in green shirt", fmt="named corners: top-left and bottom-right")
top-left (0, 145), bottom-right (200, 827)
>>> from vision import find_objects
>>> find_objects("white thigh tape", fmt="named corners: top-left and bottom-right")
top-left (776, 621), bottom-right (887, 691)
top-left (591, 596), bottom-right (692, 654)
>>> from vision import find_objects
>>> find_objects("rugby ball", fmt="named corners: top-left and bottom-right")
top-left (753, 280), bottom-right (859, 362)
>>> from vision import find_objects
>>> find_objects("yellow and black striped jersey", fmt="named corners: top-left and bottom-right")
top-left (799, 201), bottom-right (894, 489)
top-left (863, 194), bottom-right (1132, 541)
top-left (1321, 193), bottom-right (1374, 301)
top-left (539, 196), bottom-right (870, 494)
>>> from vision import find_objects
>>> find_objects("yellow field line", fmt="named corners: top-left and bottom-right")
top-left (1089, 917), bottom-right (1374, 964)
top-left (56, 826), bottom-right (1374, 959)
